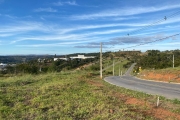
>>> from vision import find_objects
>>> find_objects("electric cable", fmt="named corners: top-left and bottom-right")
top-left (123, 33), bottom-right (180, 49)
top-left (127, 10), bottom-right (180, 36)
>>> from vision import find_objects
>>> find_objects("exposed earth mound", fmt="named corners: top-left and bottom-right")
top-left (137, 68), bottom-right (180, 83)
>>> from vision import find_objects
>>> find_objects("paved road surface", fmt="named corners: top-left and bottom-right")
top-left (104, 63), bottom-right (180, 99)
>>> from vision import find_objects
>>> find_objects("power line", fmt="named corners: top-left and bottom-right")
top-left (102, 10), bottom-right (180, 52)
top-left (124, 33), bottom-right (180, 49)
top-left (127, 10), bottom-right (180, 36)
top-left (127, 17), bottom-right (166, 36)
top-left (116, 10), bottom-right (180, 51)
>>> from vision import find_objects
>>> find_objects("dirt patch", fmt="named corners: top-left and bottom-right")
top-left (87, 80), bottom-right (104, 87)
top-left (109, 90), bottom-right (180, 119)
top-left (88, 78), bottom-right (180, 119)
top-left (76, 63), bottom-right (94, 70)
top-left (153, 107), bottom-right (180, 120)
top-left (124, 97), bottom-right (180, 119)
top-left (125, 97), bottom-right (146, 105)
top-left (138, 70), bottom-right (180, 83)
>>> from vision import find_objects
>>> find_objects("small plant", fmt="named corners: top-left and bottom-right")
top-left (173, 99), bottom-right (180, 104)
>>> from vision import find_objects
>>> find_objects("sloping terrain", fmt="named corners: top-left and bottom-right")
top-left (137, 67), bottom-right (180, 83)
top-left (1, 70), bottom-right (180, 119)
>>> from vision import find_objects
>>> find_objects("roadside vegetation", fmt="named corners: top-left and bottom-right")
top-left (134, 50), bottom-right (180, 72)
top-left (132, 50), bottom-right (180, 83)
top-left (103, 58), bottom-right (130, 76)
top-left (0, 57), bottom-right (99, 76)
top-left (0, 64), bottom-right (180, 119)
top-left (0, 51), bottom-right (180, 119)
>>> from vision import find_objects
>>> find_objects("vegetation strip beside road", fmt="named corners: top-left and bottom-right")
top-left (0, 50), bottom-right (180, 119)
top-left (1, 69), bottom-right (180, 119)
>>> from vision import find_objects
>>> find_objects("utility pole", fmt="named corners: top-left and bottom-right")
top-left (100, 43), bottom-right (102, 79)
top-left (167, 54), bottom-right (175, 68)
top-left (113, 59), bottom-right (114, 76)
top-left (173, 54), bottom-right (174, 68)
top-left (119, 64), bottom-right (120, 76)
top-left (15, 66), bottom-right (17, 75)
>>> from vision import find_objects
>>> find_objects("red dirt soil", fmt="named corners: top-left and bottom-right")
top-left (125, 97), bottom-right (180, 120)
top-left (138, 70), bottom-right (180, 83)
top-left (88, 80), bottom-right (180, 120)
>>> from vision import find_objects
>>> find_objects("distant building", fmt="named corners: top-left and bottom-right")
top-left (0, 63), bottom-right (7, 67)
top-left (53, 55), bottom-right (95, 61)
top-left (38, 58), bottom-right (46, 63)
top-left (70, 55), bottom-right (95, 59)
top-left (0, 63), bottom-right (7, 71)
top-left (54, 58), bottom-right (68, 61)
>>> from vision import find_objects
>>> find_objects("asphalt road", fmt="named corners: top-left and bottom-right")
top-left (104, 63), bottom-right (180, 100)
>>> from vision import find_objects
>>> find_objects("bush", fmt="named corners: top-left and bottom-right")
top-left (89, 64), bottom-right (100, 71)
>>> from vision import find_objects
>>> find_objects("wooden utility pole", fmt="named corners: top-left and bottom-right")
top-left (100, 43), bottom-right (102, 79)
top-left (173, 54), bottom-right (174, 68)
top-left (119, 64), bottom-right (120, 76)
top-left (113, 59), bottom-right (114, 76)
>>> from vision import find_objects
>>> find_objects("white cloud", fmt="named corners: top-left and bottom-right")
top-left (0, 33), bottom-right (14, 37)
top-left (17, 40), bottom-right (91, 47)
top-left (34, 7), bottom-right (57, 12)
top-left (10, 28), bottom-right (134, 45)
top-left (2, 19), bottom-right (178, 46)
top-left (52, 1), bottom-right (77, 6)
top-left (1, 13), bottom-right (179, 47)
top-left (0, 22), bottom-right (47, 34)
top-left (70, 4), bottom-right (180, 20)
top-left (0, 19), bottom-right (140, 39)
top-left (52, 1), bottom-right (63, 6)
top-left (58, 23), bottom-right (140, 34)
top-left (65, 1), bottom-right (77, 6)
top-left (129, 41), bottom-right (180, 51)
top-left (40, 17), bottom-right (45, 20)
top-left (111, 16), bottom-right (139, 21)
top-left (156, 42), bottom-right (180, 46)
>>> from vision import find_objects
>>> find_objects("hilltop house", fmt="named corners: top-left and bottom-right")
top-left (70, 55), bottom-right (95, 59)
top-left (54, 58), bottom-right (69, 61)
top-left (0, 63), bottom-right (7, 71)
top-left (53, 55), bottom-right (95, 61)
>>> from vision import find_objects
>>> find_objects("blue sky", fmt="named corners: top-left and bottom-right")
top-left (0, 0), bottom-right (180, 55)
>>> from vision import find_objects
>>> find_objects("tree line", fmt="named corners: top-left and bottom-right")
top-left (0, 57), bottom-right (98, 75)
top-left (134, 50), bottom-right (180, 72)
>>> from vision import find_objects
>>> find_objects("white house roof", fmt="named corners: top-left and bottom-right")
top-left (70, 55), bottom-right (95, 59)
top-left (0, 63), bottom-right (7, 68)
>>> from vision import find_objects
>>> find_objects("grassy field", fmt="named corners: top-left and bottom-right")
top-left (103, 58), bottom-right (129, 76)
top-left (1, 68), bottom-right (180, 119)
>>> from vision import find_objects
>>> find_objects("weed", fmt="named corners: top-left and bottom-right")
top-left (173, 99), bottom-right (180, 104)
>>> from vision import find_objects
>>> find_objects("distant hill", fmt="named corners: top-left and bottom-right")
top-left (0, 55), bottom-right (54, 64)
